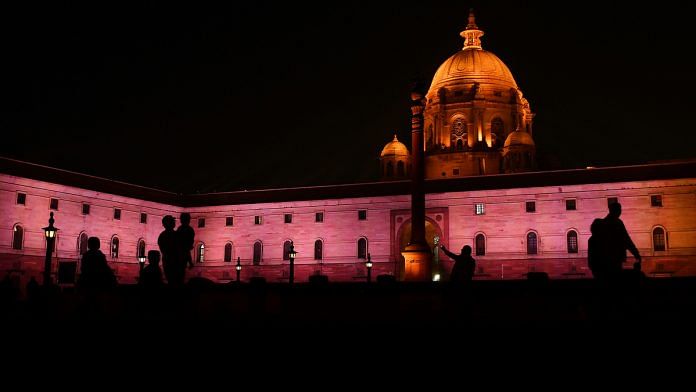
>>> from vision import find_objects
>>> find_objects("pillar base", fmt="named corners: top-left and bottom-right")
top-left (401, 242), bottom-right (432, 282)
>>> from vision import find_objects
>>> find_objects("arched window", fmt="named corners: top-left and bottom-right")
top-left (397, 161), bottom-right (405, 177)
top-left (357, 238), bottom-right (367, 259)
top-left (456, 139), bottom-right (464, 150)
top-left (491, 117), bottom-right (504, 135)
top-left (526, 232), bottom-right (538, 255)
top-left (224, 243), bottom-right (233, 262)
top-left (386, 162), bottom-right (394, 177)
top-left (78, 232), bottom-right (89, 255)
top-left (12, 224), bottom-right (23, 250)
top-left (111, 236), bottom-right (120, 259)
top-left (653, 227), bottom-right (666, 251)
top-left (137, 239), bottom-right (146, 259)
top-left (567, 230), bottom-right (578, 254)
top-left (196, 243), bottom-right (205, 263)
top-left (253, 241), bottom-right (263, 265)
top-left (475, 233), bottom-right (486, 256)
top-left (282, 240), bottom-right (293, 261)
top-left (314, 240), bottom-right (323, 261)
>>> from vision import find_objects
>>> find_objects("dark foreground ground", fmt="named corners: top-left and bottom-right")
top-left (3, 276), bottom-right (695, 330)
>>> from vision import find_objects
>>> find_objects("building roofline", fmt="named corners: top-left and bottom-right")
top-left (0, 156), bottom-right (182, 205)
top-left (2, 156), bottom-right (696, 207)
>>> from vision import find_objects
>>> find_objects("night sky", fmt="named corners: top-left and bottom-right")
top-left (2, 1), bottom-right (695, 193)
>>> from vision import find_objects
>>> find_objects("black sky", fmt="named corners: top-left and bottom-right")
top-left (2, 1), bottom-right (696, 193)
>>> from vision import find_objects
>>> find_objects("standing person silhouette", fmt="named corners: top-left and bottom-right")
top-left (158, 215), bottom-right (182, 286)
top-left (587, 218), bottom-right (607, 280)
top-left (603, 202), bottom-right (641, 281)
top-left (440, 244), bottom-right (476, 283)
top-left (177, 213), bottom-right (195, 273)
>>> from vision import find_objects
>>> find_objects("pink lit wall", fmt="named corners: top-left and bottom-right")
top-left (2, 171), bottom-right (696, 287)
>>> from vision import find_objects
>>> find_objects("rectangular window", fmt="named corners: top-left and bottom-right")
top-left (226, 216), bottom-right (234, 227)
top-left (50, 198), bottom-right (59, 210)
top-left (358, 210), bottom-right (367, 220)
top-left (198, 218), bottom-right (205, 228)
top-left (140, 213), bottom-right (147, 224)
top-left (607, 197), bottom-right (618, 207)
top-left (254, 216), bottom-right (262, 225)
top-left (651, 195), bottom-right (663, 207)
top-left (474, 203), bottom-right (485, 215)
top-left (453, 168), bottom-right (460, 176)
top-left (284, 214), bottom-right (292, 224)
top-left (16, 193), bottom-right (26, 205)
top-left (566, 199), bottom-right (576, 211)
top-left (525, 201), bottom-right (536, 213)
top-left (82, 203), bottom-right (90, 215)
top-left (114, 208), bottom-right (121, 220)
top-left (315, 212), bottom-right (324, 223)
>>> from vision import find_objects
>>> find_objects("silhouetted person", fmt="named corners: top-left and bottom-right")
top-left (441, 244), bottom-right (476, 283)
top-left (587, 218), bottom-right (607, 279)
top-left (158, 215), bottom-right (182, 286)
top-left (603, 202), bottom-right (641, 281)
top-left (141, 250), bottom-right (163, 288)
top-left (78, 237), bottom-right (116, 290)
top-left (176, 212), bottom-right (195, 271)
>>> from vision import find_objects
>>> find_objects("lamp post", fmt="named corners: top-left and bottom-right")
top-left (235, 256), bottom-right (242, 283)
top-left (42, 212), bottom-right (58, 287)
top-left (288, 242), bottom-right (297, 285)
top-left (138, 255), bottom-right (146, 273)
top-left (366, 253), bottom-right (373, 284)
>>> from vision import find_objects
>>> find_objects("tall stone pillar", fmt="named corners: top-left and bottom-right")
top-left (402, 85), bottom-right (432, 281)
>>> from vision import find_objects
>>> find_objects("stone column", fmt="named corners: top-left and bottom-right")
top-left (402, 85), bottom-right (432, 281)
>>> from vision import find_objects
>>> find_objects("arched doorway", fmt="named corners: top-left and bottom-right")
top-left (395, 218), bottom-right (443, 280)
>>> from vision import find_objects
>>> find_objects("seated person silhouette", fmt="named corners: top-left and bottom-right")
top-left (440, 244), bottom-right (476, 283)
top-left (141, 250), bottom-right (163, 288)
top-left (78, 237), bottom-right (116, 290)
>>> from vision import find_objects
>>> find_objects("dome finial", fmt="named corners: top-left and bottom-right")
top-left (467, 8), bottom-right (478, 29)
top-left (460, 9), bottom-right (484, 50)
top-left (393, 134), bottom-right (399, 142)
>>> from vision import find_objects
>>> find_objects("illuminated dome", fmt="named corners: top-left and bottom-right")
top-left (381, 135), bottom-right (410, 157)
top-left (504, 130), bottom-right (535, 148)
top-left (430, 50), bottom-right (517, 92)
top-left (428, 10), bottom-right (517, 93)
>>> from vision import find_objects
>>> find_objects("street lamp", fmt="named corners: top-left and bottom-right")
top-left (42, 212), bottom-right (58, 287)
top-left (288, 242), bottom-right (297, 285)
top-left (138, 255), bottom-right (147, 273)
top-left (235, 256), bottom-right (242, 283)
top-left (366, 253), bottom-right (373, 284)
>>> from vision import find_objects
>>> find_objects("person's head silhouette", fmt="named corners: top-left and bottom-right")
top-left (87, 237), bottom-right (100, 251)
top-left (608, 202), bottom-right (622, 218)
top-left (462, 245), bottom-right (472, 256)
top-left (180, 213), bottom-right (191, 226)
top-left (162, 215), bottom-right (176, 230)
top-left (147, 250), bottom-right (161, 265)
top-left (590, 218), bottom-right (603, 235)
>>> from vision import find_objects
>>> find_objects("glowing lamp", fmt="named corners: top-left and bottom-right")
top-left (138, 255), bottom-right (147, 266)
top-left (43, 212), bottom-right (58, 239)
